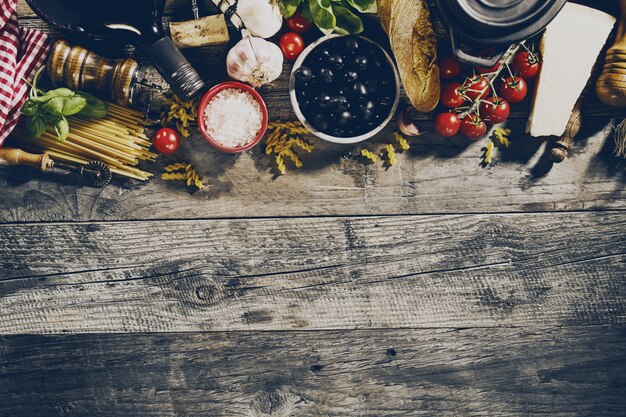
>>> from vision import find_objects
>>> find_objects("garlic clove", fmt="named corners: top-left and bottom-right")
top-left (397, 108), bottom-right (423, 137)
top-left (227, 36), bottom-right (284, 88)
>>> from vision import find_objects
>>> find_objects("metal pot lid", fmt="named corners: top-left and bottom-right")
top-left (435, 0), bottom-right (568, 45)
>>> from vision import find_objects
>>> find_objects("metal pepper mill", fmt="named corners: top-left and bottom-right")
top-left (47, 39), bottom-right (138, 106)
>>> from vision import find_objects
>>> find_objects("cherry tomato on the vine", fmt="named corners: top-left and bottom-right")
top-left (499, 76), bottom-right (528, 104)
top-left (479, 97), bottom-right (511, 124)
top-left (286, 11), bottom-right (312, 33)
top-left (460, 114), bottom-right (487, 140)
top-left (512, 51), bottom-right (541, 79)
top-left (440, 82), bottom-right (465, 108)
top-left (475, 62), bottom-right (501, 74)
top-left (152, 127), bottom-right (180, 154)
top-left (434, 112), bottom-right (461, 138)
top-left (439, 56), bottom-right (462, 80)
top-left (279, 32), bottom-right (305, 60)
top-left (464, 76), bottom-right (490, 101)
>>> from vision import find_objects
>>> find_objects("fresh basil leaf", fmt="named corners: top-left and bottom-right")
top-left (301, 2), bottom-right (313, 21)
top-left (30, 87), bottom-right (75, 103)
top-left (75, 92), bottom-right (108, 119)
top-left (309, 0), bottom-right (336, 31)
top-left (41, 96), bottom-right (86, 116)
top-left (281, 0), bottom-right (302, 18)
top-left (345, 0), bottom-right (376, 13)
top-left (54, 116), bottom-right (70, 142)
top-left (26, 112), bottom-right (47, 139)
top-left (333, 4), bottom-right (363, 34)
top-left (20, 99), bottom-right (39, 116)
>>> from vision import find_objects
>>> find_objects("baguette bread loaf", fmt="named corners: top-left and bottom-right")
top-left (377, 0), bottom-right (440, 112)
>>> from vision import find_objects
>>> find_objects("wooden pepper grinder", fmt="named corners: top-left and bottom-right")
top-left (596, 0), bottom-right (626, 107)
top-left (47, 40), bottom-right (139, 106)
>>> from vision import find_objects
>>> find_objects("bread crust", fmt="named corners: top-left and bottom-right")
top-left (377, 0), bottom-right (440, 112)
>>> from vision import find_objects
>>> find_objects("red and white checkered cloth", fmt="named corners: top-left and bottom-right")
top-left (0, 0), bottom-right (49, 147)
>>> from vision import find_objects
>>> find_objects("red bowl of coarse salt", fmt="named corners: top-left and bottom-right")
top-left (197, 81), bottom-right (268, 153)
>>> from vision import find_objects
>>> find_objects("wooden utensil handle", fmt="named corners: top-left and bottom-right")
top-left (596, 0), bottom-right (626, 106)
top-left (0, 148), bottom-right (52, 171)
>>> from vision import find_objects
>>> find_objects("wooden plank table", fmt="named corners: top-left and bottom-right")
top-left (1, 1), bottom-right (625, 415)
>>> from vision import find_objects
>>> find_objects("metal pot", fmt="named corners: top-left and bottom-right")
top-left (435, 0), bottom-right (567, 66)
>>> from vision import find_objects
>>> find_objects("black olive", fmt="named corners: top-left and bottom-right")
top-left (353, 55), bottom-right (368, 71)
top-left (328, 54), bottom-right (344, 70)
top-left (316, 93), bottom-right (331, 109)
top-left (362, 100), bottom-right (375, 112)
top-left (352, 82), bottom-right (368, 101)
top-left (342, 37), bottom-right (360, 54)
top-left (344, 71), bottom-right (358, 83)
top-left (295, 66), bottom-right (313, 84)
top-left (364, 79), bottom-right (379, 94)
top-left (329, 95), bottom-right (349, 112)
top-left (313, 113), bottom-right (329, 131)
top-left (336, 110), bottom-right (352, 126)
top-left (319, 68), bottom-right (334, 84)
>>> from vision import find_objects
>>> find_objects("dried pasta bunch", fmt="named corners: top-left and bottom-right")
top-left (394, 132), bottom-right (410, 151)
top-left (162, 162), bottom-right (204, 189)
top-left (360, 148), bottom-right (379, 163)
top-left (265, 120), bottom-right (314, 175)
top-left (160, 95), bottom-right (198, 138)
top-left (385, 144), bottom-right (397, 166)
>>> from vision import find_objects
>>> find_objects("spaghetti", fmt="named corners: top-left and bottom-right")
top-left (12, 103), bottom-right (155, 181)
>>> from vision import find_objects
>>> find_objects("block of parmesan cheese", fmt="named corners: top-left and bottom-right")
top-left (526, 3), bottom-right (615, 137)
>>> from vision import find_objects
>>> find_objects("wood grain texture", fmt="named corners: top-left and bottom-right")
top-left (1, 327), bottom-right (625, 416)
top-left (2, 116), bottom-right (625, 222)
top-left (1, 212), bottom-right (624, 333)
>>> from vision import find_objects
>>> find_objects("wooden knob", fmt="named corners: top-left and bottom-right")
top-left (46, 39), bottom-right (138, 106)
top-left (0, 148), bottom-right (52, 171)
top-left (596, 0), bottom-right (626, 106)
top-left (550, 98), bottom-right (583, 163)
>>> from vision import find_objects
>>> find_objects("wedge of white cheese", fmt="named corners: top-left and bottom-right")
top-left (526, 3), bottom-right (615, 137)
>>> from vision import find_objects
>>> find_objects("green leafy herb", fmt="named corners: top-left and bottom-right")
top-left (20, 66), bottom-right (107, 141)
top-left (333, 3), bottom-right (363, 35)
top-left (282, 0), bottom-right (302, 18)
top-left (54, 116), bottom-right (70, 142)
top-left (282, 0), bottom-right (374, 34)
top-left (76, 92), bottom-right (108, 119)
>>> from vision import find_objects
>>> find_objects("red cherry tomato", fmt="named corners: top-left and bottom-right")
top-left (464, 76), bottom-right (490, 101)
top-left (286, 11), bottom-right (312, 33)
top-left (499, 76), bottom-right (528, 104)
top-left (440, 82), bottom-right (465, 109)
top-left (279, 32), bottom-right (305, 61)
top-left (152, 127), bottom-right (180, 154)
top-left (475, 62), bottom-right (501, 74)
top-left (439, 56), bottom-right (462, 80)
top-left (434, 112), bottom-right (461, 138)
top-left (512, 51), bottom-right (541, 79)
top-left (479, 97), bottom-right (511, 124)
top-left (460, 114), bottom-right (487, 140)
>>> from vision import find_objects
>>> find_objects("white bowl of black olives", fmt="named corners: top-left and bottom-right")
top-left (289, 35), bottom-right (401, 144)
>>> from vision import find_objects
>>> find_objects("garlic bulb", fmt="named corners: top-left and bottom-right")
top-left (227, 37), bottom-right (284, 88)
top-left (211, 0), bottom-right (282, 39)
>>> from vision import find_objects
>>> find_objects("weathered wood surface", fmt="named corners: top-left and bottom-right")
top-left (2, 116), bottom-right (625, 222)
top-left (1, 212), bottom-right (624, 333)
top-left (3, 2), bottom-right (626, 416)
top-left (2, 328), bottom-right (626, 416)
top-left (2, 2), bottom-right (624, 222)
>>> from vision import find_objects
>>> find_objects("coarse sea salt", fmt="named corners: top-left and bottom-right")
top-left (203, 88), bottom-right (263, 148)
